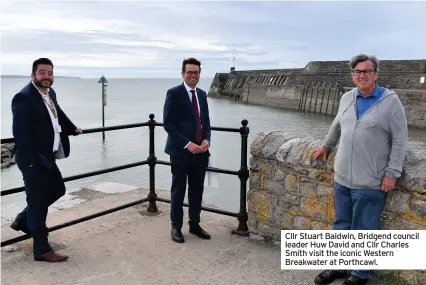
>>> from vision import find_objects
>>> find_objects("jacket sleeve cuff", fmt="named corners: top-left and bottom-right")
top-left (384, 168), bottom-right (401, 179)
top-left (183, 141), bottom-right (191, 149)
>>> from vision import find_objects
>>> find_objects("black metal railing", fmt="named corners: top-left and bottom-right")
top-left (1, 114), bottom-right (249, 247)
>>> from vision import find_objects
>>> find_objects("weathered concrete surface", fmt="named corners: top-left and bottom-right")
top-left (1, 143), bottom-right (15, 169)
top-left (248, 131), bottom-right (426, 285)
top-left (0, 187), bottom-right (387, 285)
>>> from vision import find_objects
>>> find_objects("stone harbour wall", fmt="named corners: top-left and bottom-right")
top-left (398, 90), bottom-right (426, 129)
top-left (247, 131), bottom-right (426, 285)
top-left (208, 59), bottom-right (426, 129)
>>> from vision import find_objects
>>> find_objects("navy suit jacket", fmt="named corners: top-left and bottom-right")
top-left (11, 82), bottom-right (77, 170)
top-left (163, 83), bottom-right (211, 157)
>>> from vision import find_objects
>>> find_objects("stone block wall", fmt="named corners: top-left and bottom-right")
top-left (283, 72), bottom-right (354, 87)
top-left (208, 72), bottom-right (229, 97)
top-left (208, 59), bottom-right (426, 99)
top-left (396, 89), bottom-right (426, 129)
top-left (248, 131), bottom-right (426, 285)
top-left (208, 59), bottom-right (426, 129)
top-left (241, 84), bottom-right (303, 110)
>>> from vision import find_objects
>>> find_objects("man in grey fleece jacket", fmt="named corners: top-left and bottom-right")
top-left (312, 54), bottom-right (408, 285)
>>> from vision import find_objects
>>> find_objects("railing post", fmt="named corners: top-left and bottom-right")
top-left (147, 113), bottom-right (158, 213)
top-left (232, 119), bottom-right (249, 236)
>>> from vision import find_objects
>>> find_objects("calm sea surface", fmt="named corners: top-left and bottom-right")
top-left (2, 77), bottom-right (426, 224)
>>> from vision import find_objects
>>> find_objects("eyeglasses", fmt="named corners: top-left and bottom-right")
top-left (185, 71), bottom-right (200, 75)
top-left (352, 69), bottom-right (375, 76)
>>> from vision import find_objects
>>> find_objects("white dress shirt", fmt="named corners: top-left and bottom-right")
top-left (183, 81), bottom-right (201, 114)
top-left (183, 82), bottom-right (202, 149)
top-left (32, 82), bottom-right (60, 152)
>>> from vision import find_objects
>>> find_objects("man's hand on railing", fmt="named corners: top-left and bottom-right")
top-left (75, 128), bottom-right (83, 135)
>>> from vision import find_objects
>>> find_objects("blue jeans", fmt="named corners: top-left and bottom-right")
top-left (332, 180), bottom-right (385, 280)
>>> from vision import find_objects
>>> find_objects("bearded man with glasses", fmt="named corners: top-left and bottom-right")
top-left (10, 58), bottom-right (82, 262)
top-left (312, 54), bottom-right (408, 285)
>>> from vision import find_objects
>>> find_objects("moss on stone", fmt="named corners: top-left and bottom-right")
top-left (372, 271), bottom-right (413, 285)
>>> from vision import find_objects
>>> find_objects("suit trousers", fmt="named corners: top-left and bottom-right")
top-left (16, 161), bottom-right (66, 255)
top-left (170, 152), bottom-right (209, 230)
top-left (332, 180), bottom-right (385, 280)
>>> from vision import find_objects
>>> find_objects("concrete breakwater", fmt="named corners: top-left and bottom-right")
top-left (208, 59), bottom-right (426, 129)
top-left (247, 130), bottom-right (426, 285)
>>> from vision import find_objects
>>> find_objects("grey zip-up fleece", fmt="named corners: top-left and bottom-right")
top-left (323, 87), bottom-right (408, 189)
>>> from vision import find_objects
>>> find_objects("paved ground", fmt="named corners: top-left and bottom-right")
top-left (1, 187), bottom-right (388, 285)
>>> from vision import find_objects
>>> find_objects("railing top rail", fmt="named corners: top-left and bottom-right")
top-left (1, 122), bottom-right (148, 144)
top-left (153, 122), bottom-right (241, 133)
top-left (1, 118), bottom-right (247, 144)
top-left (0, 115), bottom-right (249, 197)
top-left (0, 111), bottom-right (250, 247)
top-left (2, 138), bottom-right (14, 144)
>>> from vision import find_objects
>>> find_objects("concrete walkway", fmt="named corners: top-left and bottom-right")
top-left (1, 187), bottom-right (387, 285)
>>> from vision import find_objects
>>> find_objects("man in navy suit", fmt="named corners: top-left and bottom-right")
top-left (10, 58), bottom-right (82, 262)
top-left (163, 58), bottom-right (211, 243)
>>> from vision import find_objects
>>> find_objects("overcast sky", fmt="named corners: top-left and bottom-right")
top-left (1, 1), bottom-right (425, 78)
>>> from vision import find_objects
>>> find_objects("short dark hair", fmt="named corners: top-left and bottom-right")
top-left (182, 58), bottom-right (201, 72)
top-left (349, 54), bottom-right (379, 72)
top-left (32, 58), bottom-right (54, 74)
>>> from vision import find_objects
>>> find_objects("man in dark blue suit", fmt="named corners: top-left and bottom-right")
top-left (163, 58), bottom-right (211, 243)
top-left (10, 58), bottom-right (82, 262)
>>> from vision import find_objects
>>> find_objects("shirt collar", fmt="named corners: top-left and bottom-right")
top-left (31, 81), bottom-right (50, 96)
top-left (356, 83), bottom-right (381, 98)
top-left (183, 81), bottom-right (197, 93)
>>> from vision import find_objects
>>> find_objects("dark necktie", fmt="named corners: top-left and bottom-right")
top-left (190, 89), bottom-right (202, 143)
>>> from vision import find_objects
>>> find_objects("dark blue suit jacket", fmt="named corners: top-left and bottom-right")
top-left (163, 83), bottom-right (211, 157)
top-left (11, 82), bottom-right (77, 170)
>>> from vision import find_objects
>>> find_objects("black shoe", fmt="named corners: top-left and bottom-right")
top-left (343, 275), bottom-right (368, 285)
top-left (171, 228), bottom-right (185, 243)
top-left (10, 220), bottom-right (28, 234)
top-left (189, 226), bottom-right (211, 240)
top-left (314, 270), bottom-right (348, 285)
